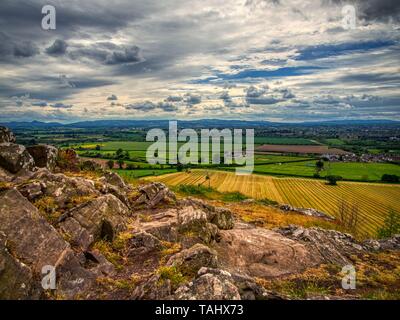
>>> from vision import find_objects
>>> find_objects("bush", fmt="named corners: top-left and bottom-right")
top-left (326, 175), bottom-right (342, 186)
top-left (106, 160), bottom-right (115, 170)
top-left (377, 209), bottom-right (400, 239)
top-left (176, 185), bottom-right (214, 196)
top-left (381, 174), bottom-right (399, 183)
top-left (258, 198), bottom-right (279, 206)
top-left (222, 191), bottom-right (248, 202)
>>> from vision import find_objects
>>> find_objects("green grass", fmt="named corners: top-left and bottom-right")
top-left (113, 168), bottom-right (177, 180)
top-left (324, 138), bottom-right (346, 146)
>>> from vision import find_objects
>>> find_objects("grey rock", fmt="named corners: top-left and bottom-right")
top-left (0, 127), bottom-right (16, 144)
top-left (27, 145), bottom-right (58, 171)
top-left (166, 243), bottom-right (218, 276)
top-left (0, 143), bottom-right (35, 173)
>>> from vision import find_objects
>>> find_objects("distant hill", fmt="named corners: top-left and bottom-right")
top-left (1, 119), bottom-right (399, 129)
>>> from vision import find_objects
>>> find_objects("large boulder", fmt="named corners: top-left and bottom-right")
top-left (0, 189), bottom-right (97, 298)
top-left (177, 205), bottom-right (220, 244)
top-left (0, 143), bottom-right (35, 173)
top-left (166, 244), bottom-right (218, 276)
top-left (59, 217), bottom-right (94, 251)
top-left (0, 232), bottom-right (41, 299)
top-left (127, 231), bottom-right (162, 256)
top-left (0, 189), bottom-right (70, 272)
top-left (179, 198), bottom-right (235, 230)
top-left (27, 145), bottom-right (58, 171)
top-left (0, 127), bottom-right (16, 144)
top-left (214, 223), bottom-right (322, 279)
top-left (60, 194), bottom-right (129, 241)
top-left (277, 225), bottom-right (364, 265)
top-left (174, 267), bottom-right (285, 300)
top-left (174, 268), bottom-right (241, 300)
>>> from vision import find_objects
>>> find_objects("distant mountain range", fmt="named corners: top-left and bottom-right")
top-left (1, 119), bottom-right (399, 129)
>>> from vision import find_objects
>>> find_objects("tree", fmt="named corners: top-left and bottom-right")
top-left (326, 175), bottom-right (342, 186)
top-left (95, 144), bottom-right (101, 151)
top-left (177, 162), bottom-right (184, 172)
top-left (115, 148), bottom-right (124, 159)
top-left (106, 160), bottom-right (114, 170)
top-left (117, 159), bottom-right (125, 169)
top-left (381, 174), bottom-right (399, 183)
top-left (316, 160), bottom-right (324, 170)
top-left (377, 209), bottom-right (400, 239)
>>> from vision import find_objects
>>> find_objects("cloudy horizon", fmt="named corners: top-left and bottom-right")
top-left (0, 0), bottom-right (399, 123)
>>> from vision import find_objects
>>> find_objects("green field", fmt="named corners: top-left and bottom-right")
top-left (74, 140), bottom-right (399, 183)
top-left (248, 161), bottom-right (400, 181)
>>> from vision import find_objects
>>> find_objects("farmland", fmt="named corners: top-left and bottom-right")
top-left (148, 169), bottom-right (400, 237)
top-left (255, 144), bottom-right (350, 155)
top-left (247, 161), bottom-right (400, 181)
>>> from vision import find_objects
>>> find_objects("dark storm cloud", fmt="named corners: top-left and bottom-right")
top-left (50, 102), bottom-right (73, 109)
top-left (125, 101), bottom-right (177, 112)
top-left (69, 44), bottom-right (143, 65)
top-left (0, 33), bottom-right (39, 60)
top-left (184, 93), bottom-right (202, 105)
top-left (46, 39), bottom-right (68, 56)
top-left (31, 101), bottom-right (48, 107)
top-left (166, 95), bottom-right (183, 102)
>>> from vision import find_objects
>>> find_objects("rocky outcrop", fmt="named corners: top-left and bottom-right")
top-left (59, 194), bottom-right (129, 241)
top-left (166, 244), bottom-right (218, 276)
top-left (134, 182), bottom-right (176, 208)
top-left (0, 127), bottom-right (16, 144)
top-left (0, 232), bottom-right (41, 300)
top-left (26, 145), bottom-right (58, 171)
top-left (30, 168), bottom-right (100, 207)
top-left (0, 189), bottom-right (96, 298)
top-left (363, 235), bottom-right (400, 251)
top-left (0, 143), bottom-right (35, 174)
top-left (214, 223), bottom-right (322, 278)
top-left (279, 204), bottom-right (335, 221)
top-left (179, 198), bottom-right (235, 230)
top-left (174, 268), bottom-right (241, 300)
top-left (177, 205), bottom-right (220, 244)
top-left (17, 181), bottom-right (45, 201)
top-left (127, 231), bottom-right (162, 255)
top-left (173, 267), bottom-right (285, 300)
top-left (277, 225), bottom-right (364, 265)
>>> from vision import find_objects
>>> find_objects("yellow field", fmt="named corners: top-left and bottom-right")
top-left (147, 170), bottom-right (400, 237)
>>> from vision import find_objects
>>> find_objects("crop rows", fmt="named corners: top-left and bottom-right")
top-left (150, 170), bottom-right (400, 237)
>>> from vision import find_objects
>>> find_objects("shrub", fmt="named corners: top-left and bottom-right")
top-left (157, 266), bottom-right (186, 289)
top-left (258, 198), bottom-right (279, 206)
top-left (377, 209), bottom-right (400, 239)
top-left (381, 174), bottom-right (399, 183)
top-left (176, 184), bottom-right (214, 197)
top-left (106, 160), bottom-right (115, 170)
top-left (222, 191), bottom-right (248, 202)
top-left (326, 175), bottom-right (342, 185)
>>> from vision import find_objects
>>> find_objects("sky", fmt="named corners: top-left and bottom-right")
top-left (0, 0), bottom-right (399, 123)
